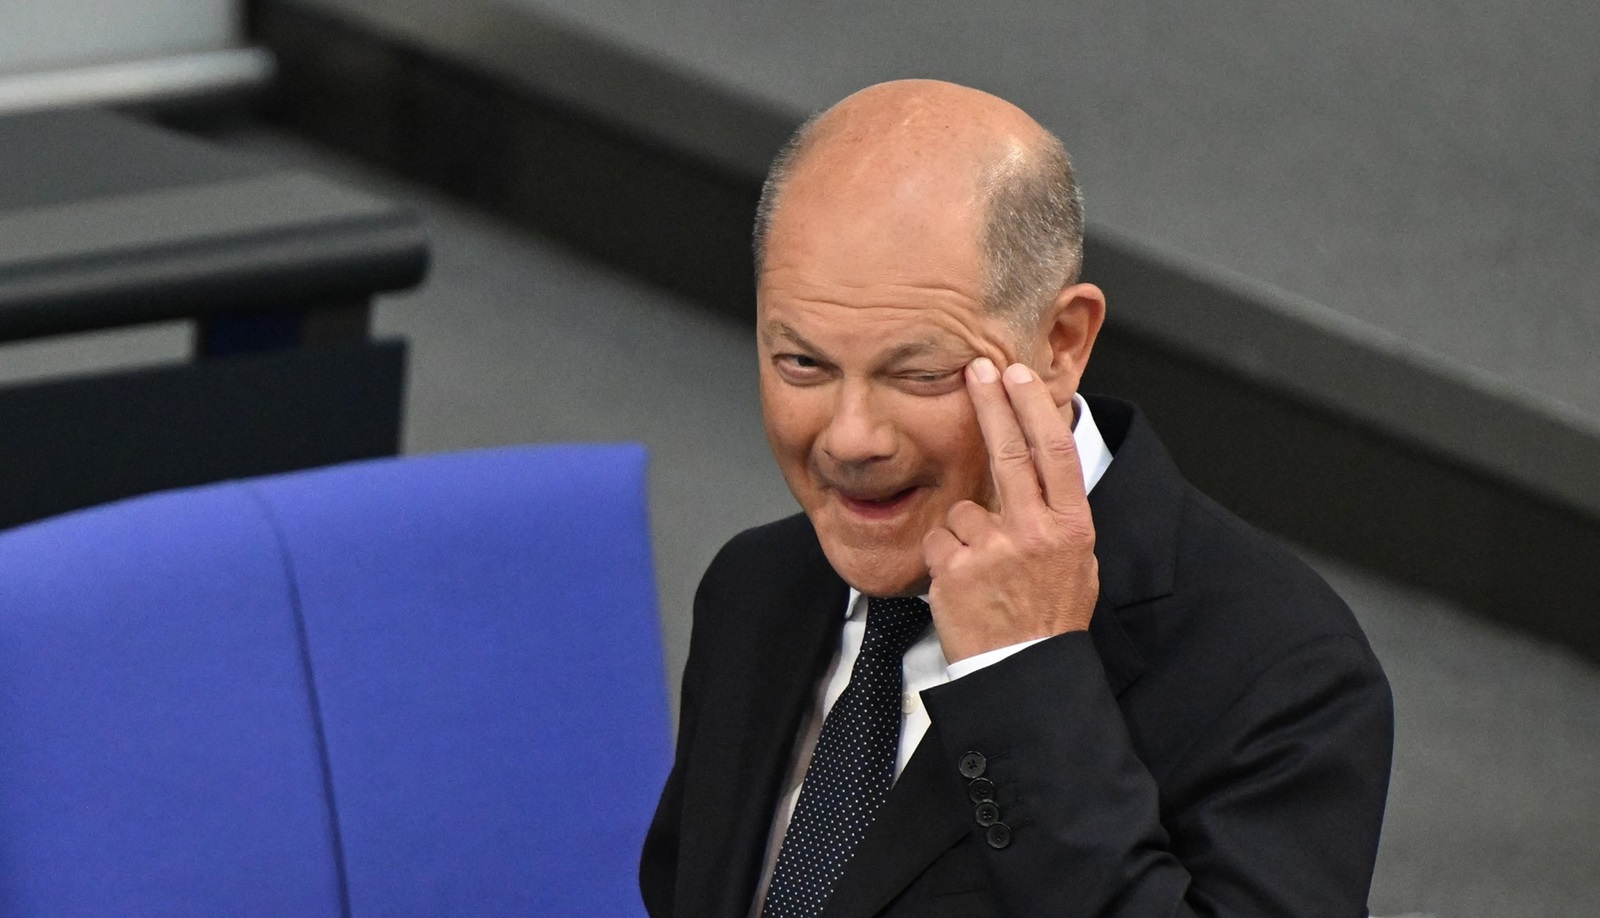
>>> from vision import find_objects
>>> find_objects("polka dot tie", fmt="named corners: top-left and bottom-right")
top-left (760, 596), bottom-right (933, 918)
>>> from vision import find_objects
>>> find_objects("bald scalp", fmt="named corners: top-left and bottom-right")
top-left (753, 80), bottom-right (1084, 333)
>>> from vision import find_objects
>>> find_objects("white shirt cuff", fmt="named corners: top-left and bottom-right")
top-left (945, 637), bottom-right (1049, 681)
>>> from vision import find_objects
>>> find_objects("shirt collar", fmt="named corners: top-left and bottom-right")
top-left (844, 393), bottom-right (1113, 619)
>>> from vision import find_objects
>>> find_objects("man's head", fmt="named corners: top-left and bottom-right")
top-left (755, 79), bottom-right (1105, 596)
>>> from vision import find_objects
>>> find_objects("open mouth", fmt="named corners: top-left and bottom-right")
top-left (836, 486), bottom-right (920, 519)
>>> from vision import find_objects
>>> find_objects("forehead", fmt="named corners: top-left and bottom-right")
top-left (756, 211), bottom-right (1020, 361)
top-left (760, 188), bottom-right (986, 305)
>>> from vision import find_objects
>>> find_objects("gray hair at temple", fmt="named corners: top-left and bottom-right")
top-left (751, 115), bottom-right (1086, 335)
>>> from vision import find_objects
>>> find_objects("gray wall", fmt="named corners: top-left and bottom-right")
top-left (502, 0), bottom-right (1600, 425)
top-left (0, 0), bottom-right (238, 73)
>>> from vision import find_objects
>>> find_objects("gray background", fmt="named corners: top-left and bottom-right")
top-left (504, 0), bottom-right (1600, 425)
top-left (0, 0), bottom-right (238, 73)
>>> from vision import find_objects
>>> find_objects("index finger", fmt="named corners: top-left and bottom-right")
top-left (999, 362), bottom-right (1087, 514)
top-left (965, 357), bottom-right (1045, 515)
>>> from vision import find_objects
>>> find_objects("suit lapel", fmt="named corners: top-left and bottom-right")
top-left (1084, 396), bottom-right (1186, 695)
top-left (820, 731), bottom-right (970, 918)
top-left (675, 521), bottom-right (849, 918)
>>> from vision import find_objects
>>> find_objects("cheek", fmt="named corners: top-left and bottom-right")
top-left (760, 379), bottom-right (827, 464)
top-left (904, 393), bottom-right (989, 487)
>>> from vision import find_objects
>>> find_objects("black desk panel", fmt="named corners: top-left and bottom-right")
top-left (0, 109), bottom-right (428, 527)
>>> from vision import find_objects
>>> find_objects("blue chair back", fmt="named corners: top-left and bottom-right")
top-left (0, 444), bottom-right (669, 916)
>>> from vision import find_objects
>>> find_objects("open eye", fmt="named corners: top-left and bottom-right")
top-left (773, 353), bottom-right (829, 382)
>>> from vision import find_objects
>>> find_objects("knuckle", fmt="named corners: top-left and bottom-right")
top-left (1062, 512), bottom-right (1096, 546)
top-left (993, 436), bottom-right (1033, 464)
top-left (1041, 431), bottom-right (1078, 457)
top-left (1010, 510), bottom-right (1094, 553)
top-left (1056, 526), bottom-right (1094, 556)
top-left (969, 529), bottom-right (1001, 553)
top-left (1078, 523), bottom-right (1097, 548)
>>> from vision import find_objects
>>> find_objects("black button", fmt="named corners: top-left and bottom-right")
top-left (967, 777), bottom-right (996, 803)
top-left (958, 751), bottom-right (987, 779)
top-left (974, 801), bottom-right (1001, 826)
top-left (986, 822), bottom-right (1012, 849)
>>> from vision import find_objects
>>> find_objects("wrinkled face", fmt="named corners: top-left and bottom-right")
top-left (758, 191), bottom-right (1030, 596)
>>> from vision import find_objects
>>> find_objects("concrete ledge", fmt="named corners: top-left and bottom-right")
top-left (0, 109), bottom-right (430, 343)
top-left (1085, 324), bottom-right (1600, 660)
top-left (0, 48), bottom-right (276, 116)
top-left (1087, 229), bottom-right (1600, 522)
top-left (267, 0), bottom-right (789, 181)
top-left (249, 0), bottom-right (1600, 660)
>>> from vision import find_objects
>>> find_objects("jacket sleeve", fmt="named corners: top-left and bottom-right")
top-left (919, 630), bottom-right (1393, 917)
top-left (638, 579), bottom-right (713, 917)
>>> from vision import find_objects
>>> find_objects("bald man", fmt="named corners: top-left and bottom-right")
top-left (641, 81), bottom-right (1391, 918)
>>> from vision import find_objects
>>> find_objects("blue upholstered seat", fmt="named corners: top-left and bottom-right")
top-left (0, 444), bottom-right (669, 916)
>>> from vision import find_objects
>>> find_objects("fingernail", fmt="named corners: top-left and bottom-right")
top-left (1003, 363), bottom-right (1034, 384)
top-left (970, 357), bottom-right (999, 383)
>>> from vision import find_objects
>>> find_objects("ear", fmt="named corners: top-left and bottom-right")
top-left (1033, 282), bottom-right (1106, 407)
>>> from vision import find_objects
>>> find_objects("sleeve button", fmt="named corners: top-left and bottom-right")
top-left (985, 822), bottom-right (1012, 849)
top-left (974, 801), bottom-right (1001, 827)
top-left (958, 751), bottom-right (987, 779)
top-left (966, 777), bottom-right (996, 803)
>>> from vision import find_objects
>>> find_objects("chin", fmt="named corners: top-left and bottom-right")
top-left (818, 541), bottom-right (929, 597)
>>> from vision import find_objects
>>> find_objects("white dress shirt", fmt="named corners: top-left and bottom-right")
top-left (749, 394), bottom-right (1113, 912)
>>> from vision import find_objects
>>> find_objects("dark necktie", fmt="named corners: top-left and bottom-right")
top-left (761, 595), bottom-right (933, 918)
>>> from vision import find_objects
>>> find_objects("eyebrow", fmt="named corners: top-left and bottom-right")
top-left (761, 321), bottom-right (819, 352)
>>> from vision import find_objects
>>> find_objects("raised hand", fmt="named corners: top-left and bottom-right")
top-left (921, 357), bottom-right (1099, 664)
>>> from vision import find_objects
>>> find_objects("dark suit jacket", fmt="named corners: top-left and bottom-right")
top-left (640, 397), bottom-right (1393, 917)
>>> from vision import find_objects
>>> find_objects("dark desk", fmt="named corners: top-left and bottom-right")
top-left (0, 109), bottom-right (429, 529)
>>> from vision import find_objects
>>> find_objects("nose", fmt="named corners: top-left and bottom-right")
top-left (819, 381), bottom-right (896, 466)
